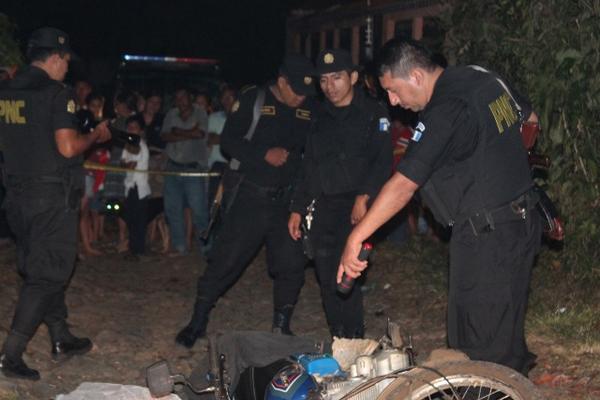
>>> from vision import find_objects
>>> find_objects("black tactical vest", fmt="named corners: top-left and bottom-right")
top-left (419, 67), bottom-right (533, 226)
top-left (0, 67), bottom-right (75, 180)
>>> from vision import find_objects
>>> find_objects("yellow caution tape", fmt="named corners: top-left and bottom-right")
top-left (84, 161), bottom-right (221, 177)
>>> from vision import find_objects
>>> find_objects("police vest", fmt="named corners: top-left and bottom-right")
top-left (0, 75), bottom-right (73, 180)
top-left (419, 67), bottom-right (533, 227)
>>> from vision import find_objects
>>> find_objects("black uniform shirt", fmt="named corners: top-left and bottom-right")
top-left (220, 85), bottom-right (314, 188)
top-left (397, 66), bottom-right (534, 220)
top-left (291, 89), bottom-right (393, 213)
top-left (0, 65), bottom-right (80, 177)
top-left (398, 66), bottom-right (533, 187)
top-left (397, 92), bottom-right (475, 187)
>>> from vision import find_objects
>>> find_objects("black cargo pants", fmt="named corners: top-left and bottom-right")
top-left (311, 193), bottom-right (364, 337)
top-left (3, 182), bottom-right (78, 340)
top-left (197, 182), bottom-right (306, 311)
top-left (447, 208), bottom-right (541, 372)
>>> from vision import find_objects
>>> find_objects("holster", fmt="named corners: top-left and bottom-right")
top-left (532, 184), bottom-right (565, 241)
top-left (463, 190), bottom-right (539, 236)
top-left (61, 170), bottom-right (84, 211)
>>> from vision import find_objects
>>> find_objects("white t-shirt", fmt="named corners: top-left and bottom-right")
top-left (207, 110), bottom-right (228, 167)
top-left (122, 139), bottom-right (151, 199)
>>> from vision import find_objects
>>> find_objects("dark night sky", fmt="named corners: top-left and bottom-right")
top-left (2, 0), bottom-right (309, 87)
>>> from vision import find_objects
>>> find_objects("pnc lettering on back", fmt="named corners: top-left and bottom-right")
top-left (488, 92), bottom-right (518, 134)
top-left (0, 99), bottom-right (27, 124)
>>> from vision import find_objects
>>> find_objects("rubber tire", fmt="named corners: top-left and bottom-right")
top-left (377, 360), bottom-right (545, 400)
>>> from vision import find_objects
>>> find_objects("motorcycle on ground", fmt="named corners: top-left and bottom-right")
top-left (146, 321), bottom-right (544, 400)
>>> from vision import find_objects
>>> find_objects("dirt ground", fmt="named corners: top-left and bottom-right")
top-left (0, 235), bottom-right (598, 399)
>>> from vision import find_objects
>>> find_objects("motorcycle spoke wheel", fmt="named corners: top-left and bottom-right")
top-left (377, 360), bottom-right (544, 400)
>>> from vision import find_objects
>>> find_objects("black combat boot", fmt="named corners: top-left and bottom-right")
top-left (520, 351), bottom-right (538, 377)
top-left (48, 321), bottom-right (93, 361)
top-left (0, 331), bottom-right (40, 381)
top-left (175, 299), bottom-right (212, 348)
top-left (329, 325), bottom-right (345, 339)
top-left (345, 325), bottom-right (365, 339)
top-left (272, 305), bottom-right (295, 335)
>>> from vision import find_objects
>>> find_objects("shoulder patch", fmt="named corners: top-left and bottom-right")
top-left (296, 109), bottom-right (311, 121)
top-left (412, 121), bottom-right (426, 142)
top-left (231, 100), bottom-right (240, 113)
top-left (261, 105), bottom-right (276, 116)
top-left (67, 99), bottom-right (76, 114)
top-left (378, 117), bottom-right (390, 132)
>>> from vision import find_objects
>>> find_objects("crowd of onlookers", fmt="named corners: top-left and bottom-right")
top-left (0, 73), bottom-right (439, 258)
top-left (71, 79), bottom-right (239, 261)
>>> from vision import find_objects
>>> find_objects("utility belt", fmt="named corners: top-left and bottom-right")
top-left (4, 174), bottom-right (63, 187)
top-left (4, 173), bottom-right (82, 211)
top-left (460, 190), bottom-right (539, 236)
top-left (241, 179), bottom-right (291, 201)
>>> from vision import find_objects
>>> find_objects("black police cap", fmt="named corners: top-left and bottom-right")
top-left (27, 27), bottom-right (76, 56)
top-left (279, 53), bottom-right (316, 96)
top-left (315, 48), bottom-right (357, 75)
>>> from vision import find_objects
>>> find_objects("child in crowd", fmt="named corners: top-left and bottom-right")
top-left (77, 92), bottom-right (106, 257)
top-left (121, 116), bottom-right (151, 261)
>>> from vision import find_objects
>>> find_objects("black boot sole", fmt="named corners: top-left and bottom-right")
top-left (51, 341), bottom-right (93, 362)
top-left (175, 331), bottom-right (206, 349)
top-left (0, 354), bottom-right (41, 381)
top-left (1, 368), bottom-right (41, 381)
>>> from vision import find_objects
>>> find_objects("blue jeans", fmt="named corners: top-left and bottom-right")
top-left (163, 160), bottom-right (209, 253)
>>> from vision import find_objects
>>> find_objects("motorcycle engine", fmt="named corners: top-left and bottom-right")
top-left (266, 349), bottom-right (410, 400)
top-left (318, 349), bottom-right (410, 400)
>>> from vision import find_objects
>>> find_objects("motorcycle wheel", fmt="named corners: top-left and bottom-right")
top-left (377, 360), bottom-right (544, 400)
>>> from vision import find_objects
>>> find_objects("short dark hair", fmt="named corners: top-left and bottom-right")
top-left (126, 114), bottom-right (145, 129)
top-left (144, 89), bottom-right (162, 100)
top-left (219, 83), bottom-right (237, 94)
top-left (85, 91), bottom-right (104, 105)
top-left (115, 90), bottom-right (138, 112)
top-left (26, 47), bottom-right (67, 63)
top-left (175, 87), bottom-right (191, 96)
top-left (377, 38), bottom-right (438, 79)
top-left (195, 91), bottom-right (211, 104)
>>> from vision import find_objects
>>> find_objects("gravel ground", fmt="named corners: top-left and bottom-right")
top-left (0, 236), bottom-right (597, 399)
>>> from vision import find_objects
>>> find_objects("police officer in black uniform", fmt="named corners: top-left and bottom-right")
top-left (289, 49), bottom-right (392, 339)
top-left (338, 39), bottom-right (541, 374)
top-left (0, 27), bottom-right (111, 380)
top-left (175, 54), bottom-right (316, 348)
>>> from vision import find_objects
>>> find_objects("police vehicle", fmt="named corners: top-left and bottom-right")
top-left (115, 54), bottom-right (222, 105)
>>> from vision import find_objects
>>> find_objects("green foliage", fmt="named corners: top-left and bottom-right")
top-left (441, 0), bottom-right (600, 280)
top-left (528, 251), bottom-right (600, 344)
top-left (0, 13), bottom-right (23, 67)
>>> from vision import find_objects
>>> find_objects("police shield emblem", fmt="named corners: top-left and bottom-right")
top-left (67, 99), bottom-right (76, 113)
top-left (378, 117), bottom-right (390, 132)
top-left (412, 122), bottom-right (426, 142)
